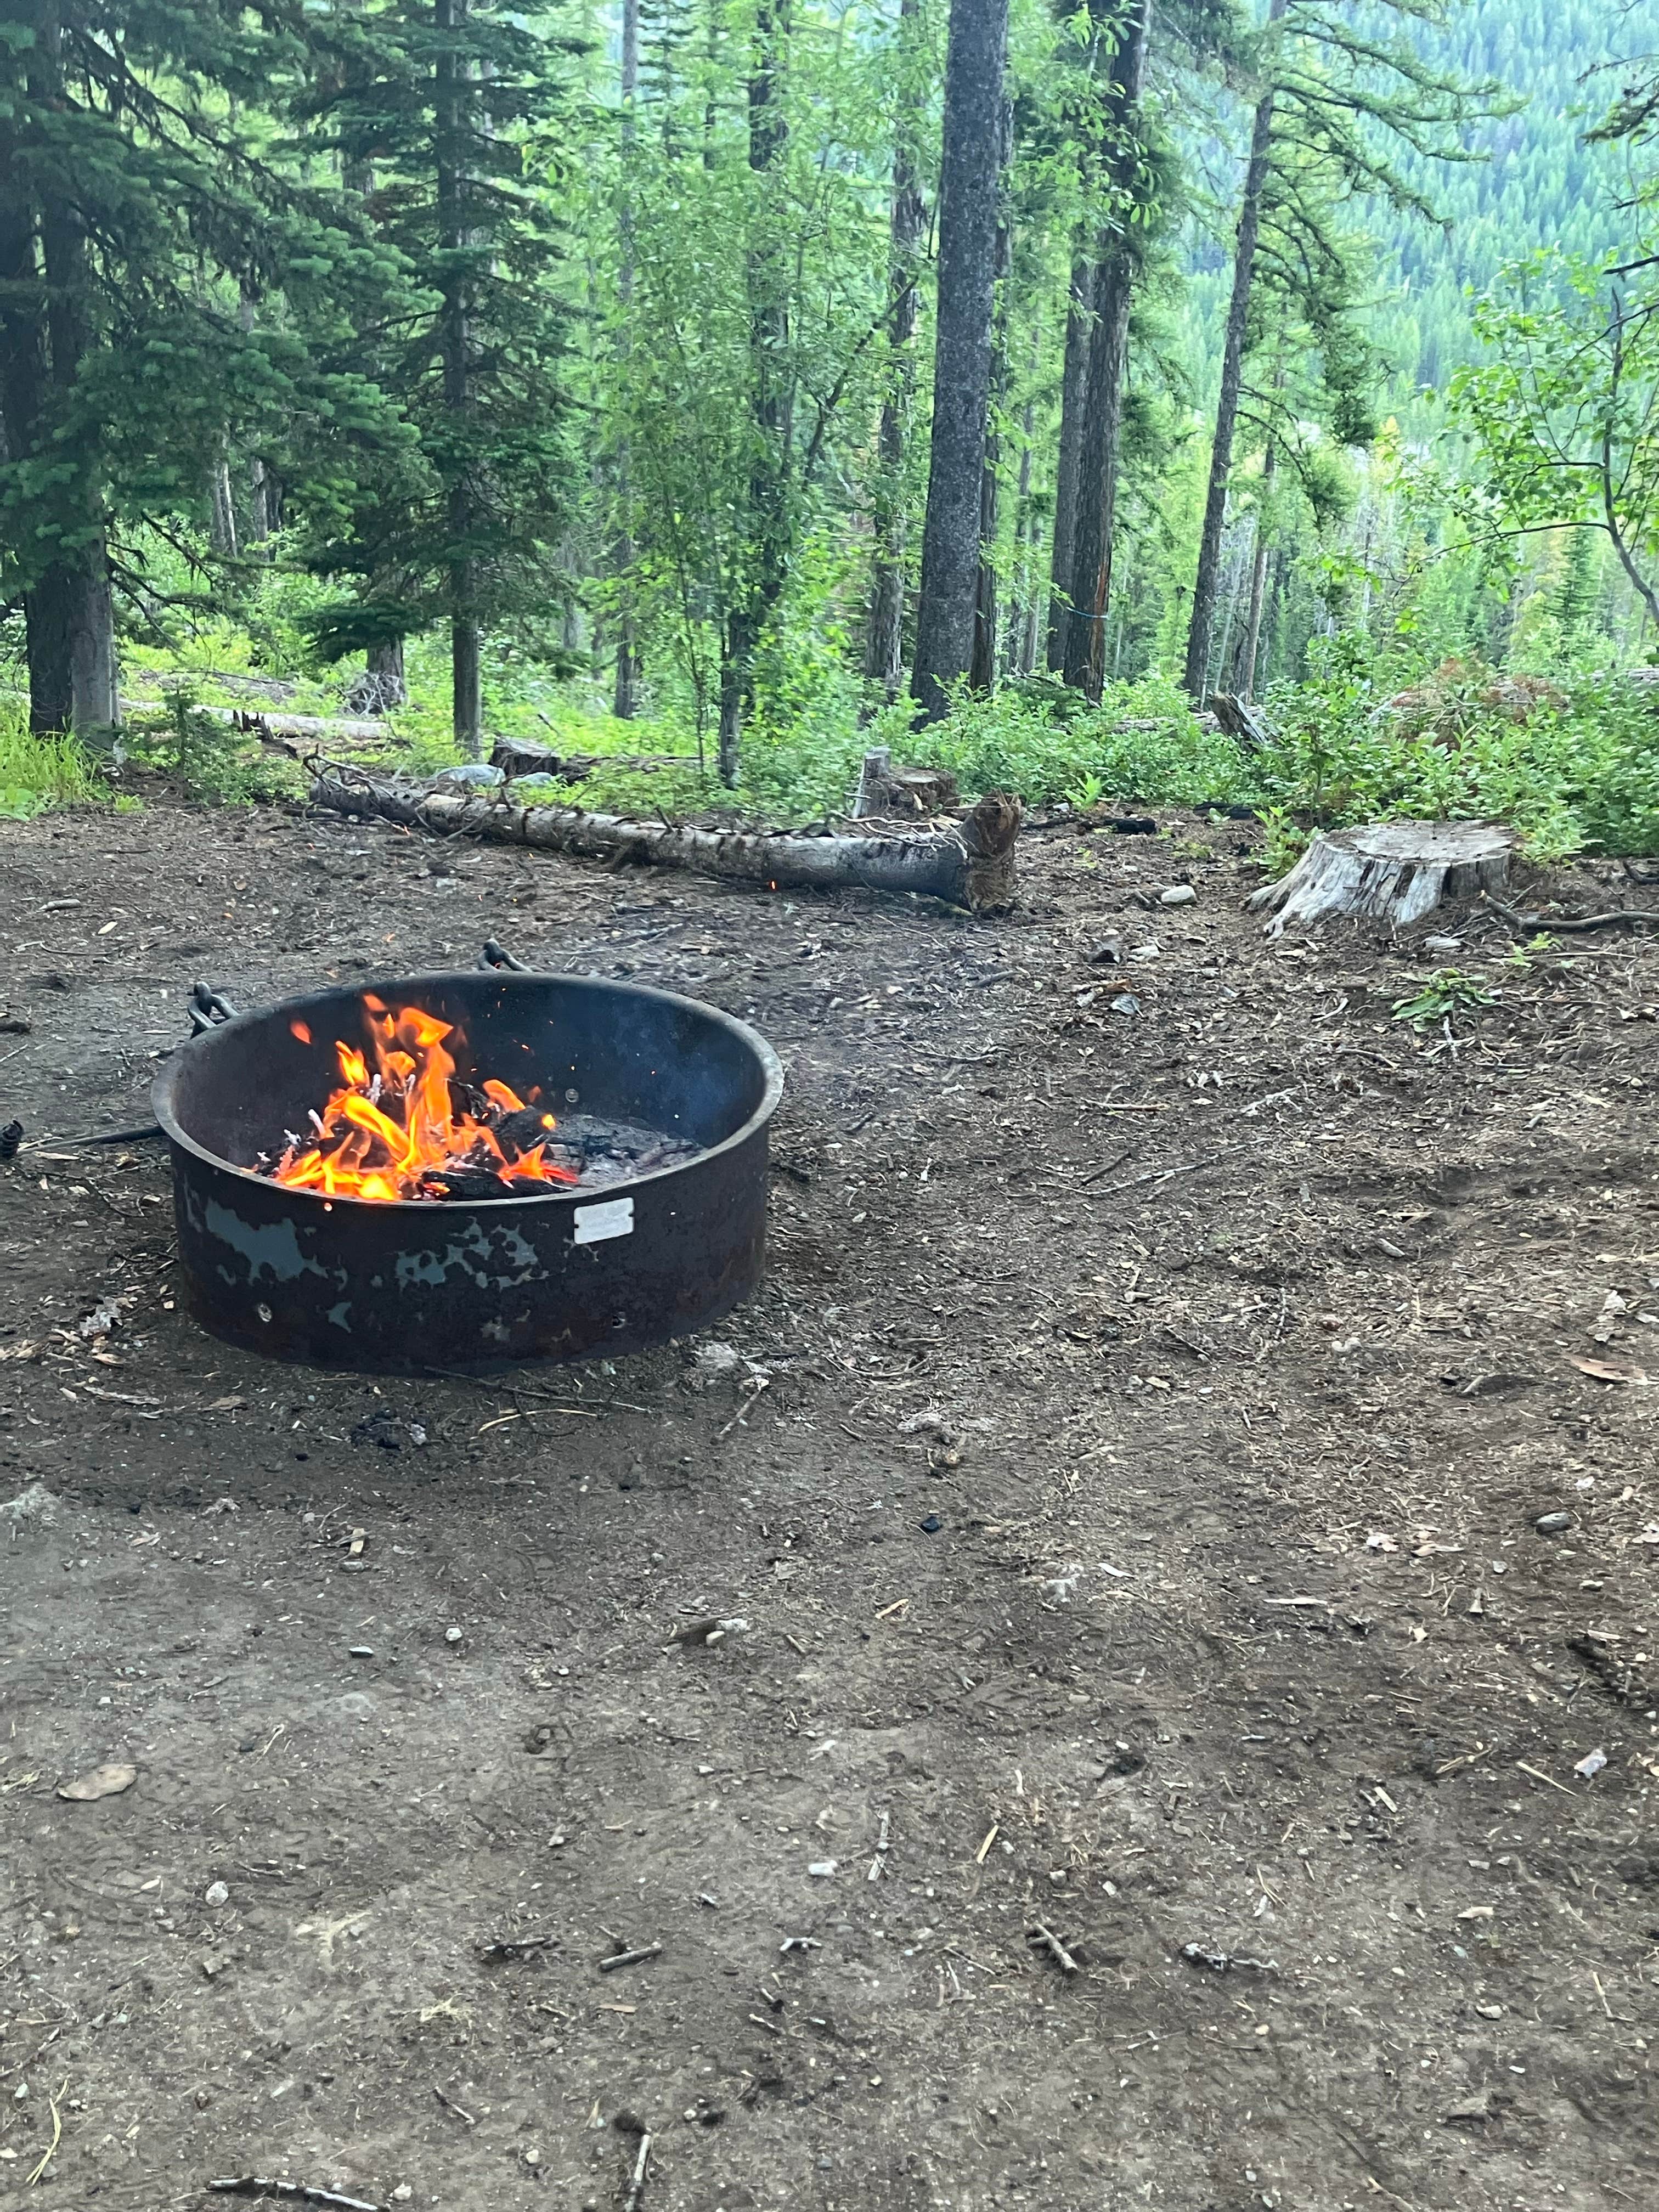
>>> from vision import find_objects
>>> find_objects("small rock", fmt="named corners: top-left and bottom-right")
top-left (348, 1645), bottom-right (375, 1658)
top-left (919, 1513), bottom-right (942, 1534)
top-left (57, 1761), bottom-right (137, 1802)
top-left (0, 1482), bottom-right (57, 1531)
top-left (808, 1860), bottom-right (838, 1877)
top-left (1534, 1510), bottom-right (1573, 1534)
top-left (1423, 934), bottom-right (1463, 955)
top-left (1109, 993), bottom-right (1141, 1017)
top-left (1573, 1748), bottom-right (1607, 1779)
top-left (199, 1955), bottom-right (227, 1980)
top-left (1159, 883), bottom-right (1197, 906)
top-left (392, 2190), bottom-right (414, 2204)
top-left (523, 2146), bottom-right (543, 2168)
top-left (444, 1626), bottom-right (464, 1644)
top-left (204, 1881), bottom-right (229, 1907)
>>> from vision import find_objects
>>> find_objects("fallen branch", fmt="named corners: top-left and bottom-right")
top-left (477, 1933), bottom-right (556, 1961)
top-left (309, 770), bottom-right (1021, 915)
top-left (1485, 891), bottom-right (1659, 933)
top-left (599, 1941), bottom-right (663, 1973)
top-left (622, 2131), bottom-right (653, 2212)
top-left (207, 2182), bottom-right (385, 2212)
top-left (1026, 1924), bottom-right (1080, 1974)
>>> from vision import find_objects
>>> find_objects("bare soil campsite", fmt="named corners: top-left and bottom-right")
top-left (3, 798), bottom-right (1656, 2212)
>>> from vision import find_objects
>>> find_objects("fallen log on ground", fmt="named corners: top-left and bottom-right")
top-left (311, 770), bottom-right (1022, 913)
top-left (1250, 820), bottom-right (1516, 936)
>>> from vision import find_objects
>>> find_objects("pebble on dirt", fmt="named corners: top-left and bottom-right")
top-left (1159, 884), bottom-right (1197, 906)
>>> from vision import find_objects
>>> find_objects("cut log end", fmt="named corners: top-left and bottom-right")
top-left (1249, 820), bottom-right (1516, 939)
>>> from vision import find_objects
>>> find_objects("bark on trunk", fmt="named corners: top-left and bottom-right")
top-left (969, 95), bottom-right (1014, 695)
top-left (719, 0), bottom-right (792, 783)
top-left (1182, 0), bottom-right (1286, 701)
top-left (1059, 0), bottom-right (1153, 704)
top-left (1237, 499), bottom-right (1271, 701)
top-left (209, 456), bottom-right (238, 557)
top-left (1045, 254), bottom-right (1093, 671)
top-left (437, 0), bottom-right (483, 758)
top-left (863, 0), bottom-right (925, 704)
top-left (452, 601), bottom-right (482, 757)
top-left (4, 2), bottom-right (118, 734)
top-left (1003, 372), bottom-right (1036, 676)
top-left (312, 772), bottom-right (1023, 914)
top-left (612, 0), bottom-right (641, 720)
top-left (912, 0), bottom-right (1010, 723)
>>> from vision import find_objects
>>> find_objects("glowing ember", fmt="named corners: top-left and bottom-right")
top-left (268, 997), bottom-right (578, 1204)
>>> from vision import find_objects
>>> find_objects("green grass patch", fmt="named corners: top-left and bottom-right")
top-left (0, 708), bottom-right (109, 819)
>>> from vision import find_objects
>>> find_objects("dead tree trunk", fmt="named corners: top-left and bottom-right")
top-left (311, 772), bottom-right (1022, 913)
top-left (1249, 821), bottom-right (1516, 938)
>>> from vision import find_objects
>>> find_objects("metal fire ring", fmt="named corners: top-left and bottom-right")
top-left (153, 967), bottom-right (783, 1372)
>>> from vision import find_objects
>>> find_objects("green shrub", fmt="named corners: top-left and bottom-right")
top-left (121, 687), bottom-right (296, 804)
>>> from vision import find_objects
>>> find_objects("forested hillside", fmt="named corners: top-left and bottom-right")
top-left (3, 0), bottom-right (1657, 855)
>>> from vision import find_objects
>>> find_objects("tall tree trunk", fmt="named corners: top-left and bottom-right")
top-left (720, 0), bottom-right (792, 784)
top-left (1045, 253), bottom-right (1093, 670)
top-left (612, 0), bottom-right (641, 720)
top-left (209, 456), bottom-right (238, 557)
top-left (1182, 0), bottom-right (1287, 702)
top-left (912, 0), bottom-right (1009, 723)
top-left (5, 2), bottom-right (117, 733)
top-left (1003, 367), bottom-right (1036, 676)
top-left (863, 0), bottom-right (924, 705)
top-left (1235, 437), bottom-right (1276, 699)
top-left (437, 0), bottom-right (482, 757)
top-left (969, 96), bottom-right (1014, 695)
top-left (1060, 0), bottom-right (1153, 703)
top-left (718, 615), bottom-right (747, 786)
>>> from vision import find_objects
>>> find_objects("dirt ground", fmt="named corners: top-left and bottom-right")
top-left (2, 792), bottom-right (1656, 2212)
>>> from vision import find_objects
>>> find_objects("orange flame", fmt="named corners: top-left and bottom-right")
top-left (272, 1003), bottom-right (578, 1203)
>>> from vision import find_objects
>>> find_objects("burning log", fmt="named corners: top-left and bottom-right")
top-left (310, 770), bottom-right (1020, 915)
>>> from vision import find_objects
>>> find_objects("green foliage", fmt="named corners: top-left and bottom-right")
top-left (1257, 636), bottom-right (1659, 857)
top-left (0, 705), bottom-right (106, 817)
top-left (1449, 250), bottom-right (1659, 621)
top-left (1391, 967), bottom-right (1497, 1028)
top-left (121, 689), bottom-right (294, 807)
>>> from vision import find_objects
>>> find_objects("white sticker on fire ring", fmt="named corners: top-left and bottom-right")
top-left (573, 1194), bottom-right (635, 1246)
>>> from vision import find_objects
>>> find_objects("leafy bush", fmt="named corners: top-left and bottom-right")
top-left (1256, 637), bottom-right (1659, 858)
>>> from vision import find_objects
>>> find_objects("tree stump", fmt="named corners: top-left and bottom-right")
top-left (1248, 820), bottom-right (1516, 938)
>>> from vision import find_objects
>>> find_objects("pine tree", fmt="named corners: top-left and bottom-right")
top-left (303, 0), bottom-right (578, 755)
top-left (0, 0), bottom-right (387, 733)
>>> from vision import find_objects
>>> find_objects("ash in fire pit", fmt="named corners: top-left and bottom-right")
top-left (262, 998), bottom-right (697, 1203)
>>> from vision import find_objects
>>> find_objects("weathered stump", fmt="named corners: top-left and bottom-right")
top-left (1249, 820), bottom-right (1516, 938)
